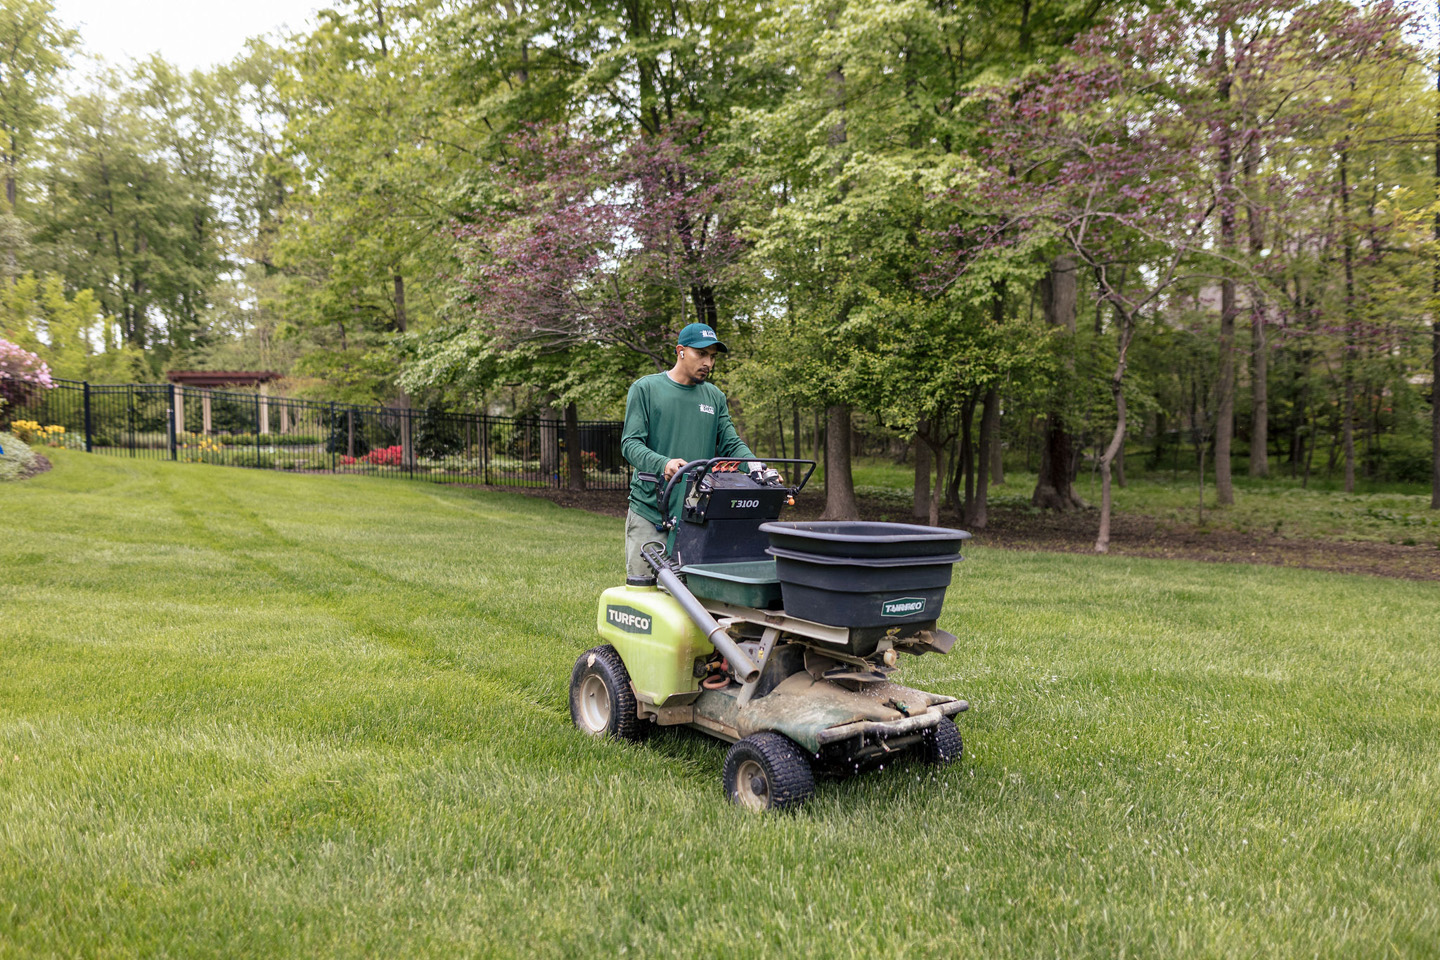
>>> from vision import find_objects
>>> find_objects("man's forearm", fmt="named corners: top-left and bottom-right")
top-left (620, 436), bottom-right (670, 477)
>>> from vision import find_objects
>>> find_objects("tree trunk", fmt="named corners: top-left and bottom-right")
top-left (913, 420), bottom-right (931, 519)
top-left (990, 410), bottom-right (1005, 486)
top-left (930, 438), bottom-right (943, 527)
top-left (1214, 26), bottom-right (1236, 506)
top-left (820, 404), bottom-right (859, 520)
top-left (1339, 140), bottom-right (1357, 494)
top-left (1032, 255), bottom-right (1085, 510)
top-left (1245, 134), bottom-right (1270, 478)
top-left (564, 401), bottom-right (584, 490)
top-left (394, 273), bottom-right (415, 469)
top-left (944, 412), bottom-right (962, 509)
top-left (1433, 28), bottom-right (1440, 509)
top-left (539, 391), bottom-right (559, 479)
top-left (968, 386), bottom-right (998, 528)
top-left (960, 393), bottom-right (976, 515)
top-left (793, 405), bottom-right (802, 469)
top-left (1096, 312), bottom-right (1135, 553)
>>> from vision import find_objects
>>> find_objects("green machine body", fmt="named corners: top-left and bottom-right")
top-left (595, 584), bottom-right (715, 705)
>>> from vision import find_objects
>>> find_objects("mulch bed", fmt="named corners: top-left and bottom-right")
top-left (16, 452), bottom-right (52, 480)
top-left (494, 483), bottom-right (1440, 582)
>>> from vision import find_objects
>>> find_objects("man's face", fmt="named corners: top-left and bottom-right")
top-left (677, 344), bottom-right (720, 384)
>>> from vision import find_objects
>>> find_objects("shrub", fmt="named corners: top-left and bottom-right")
top-left (230, 450), bottom-right (276, 469)
top-left (7, 419), bottom-right (41, 443)
top-left (326, 412), bottom-right (370, 458)
top-left (558, 450), bottom-right (603, 479)
top-left (341, 444), bottom-right (404, 467)
top-left (414, 406), bottom-right (464, 458)
top-left (178, 434), bottom-right (226, 464)
top-left (220, 432), bottom-right (326, 448)
top-left (0, 431), bottom-right (37, 481)
top-left (0, 339), bottom-right (52, 407)
top-left (1370, 435), bottom-right (1432, 485)
top-left (8, 421), bottom-right (66, 446)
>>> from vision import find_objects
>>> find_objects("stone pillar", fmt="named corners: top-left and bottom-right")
top-left (259, 384), bottom-right (270, 435)
top-left (202, 389), bottom-right (212, 435)
top-left (174, 389), bottom-right (186, 435)
top-left (279, 402), bottom-right (289, 435)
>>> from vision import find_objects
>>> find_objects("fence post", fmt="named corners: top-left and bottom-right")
top-left (167, 384), bottom-right (177, 460)
top-left (483, 413), bottom-right (490, 485)
top-left (83, 381), bottom-right (93, 453)
top-left (330, 402), bottom-right (337, 472)
top-left (254, 393), bottom-right (261, 469)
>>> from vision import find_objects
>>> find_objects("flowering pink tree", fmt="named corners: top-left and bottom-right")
top-left (0, 338), bottom-right (54, 409)
top-left (454, 125), bottom-right (748, 367)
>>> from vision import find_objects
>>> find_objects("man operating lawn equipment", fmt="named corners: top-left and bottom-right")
top-left (575, 323), bottom-right (969, 810)
top-left (621, 322), bottom-right (770, 580)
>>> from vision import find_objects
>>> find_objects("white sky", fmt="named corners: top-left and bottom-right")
top-left (54, 0), bottom-right (323, 72)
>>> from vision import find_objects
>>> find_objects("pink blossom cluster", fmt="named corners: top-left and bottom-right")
top-left (341, 445), bottom-right (404, 467)
top-left (0, 338), bottom-right (53, 407)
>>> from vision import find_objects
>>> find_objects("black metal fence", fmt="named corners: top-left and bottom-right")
top-left (2, 377), bottom-right (630, 490)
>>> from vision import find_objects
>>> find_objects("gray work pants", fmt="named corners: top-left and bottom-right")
top-left (625, 509), bottom-right (667, 580)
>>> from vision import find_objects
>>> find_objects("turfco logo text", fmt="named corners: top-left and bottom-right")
top-left (606, 605), bottom-right (652, 633)
top-left (881, 597), bottom-right (926, 617)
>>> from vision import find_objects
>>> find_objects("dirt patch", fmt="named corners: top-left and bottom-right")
top-left (963, 502), bottom-right (1440, 581)
top-left (495, 482), bottom-right (1440, 582)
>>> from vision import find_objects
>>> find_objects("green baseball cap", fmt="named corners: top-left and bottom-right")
top-left (677, 322), bottom-right (728, 353)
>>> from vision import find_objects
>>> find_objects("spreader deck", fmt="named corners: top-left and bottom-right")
top-left (637, 673), bottom-right (968, 755)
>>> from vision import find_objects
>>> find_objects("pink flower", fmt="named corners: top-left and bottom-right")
top-left (0, 339), bottom-right (53, 406)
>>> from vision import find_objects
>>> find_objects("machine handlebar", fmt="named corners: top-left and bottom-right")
top-left (656, 457), bottom-right (817, 531)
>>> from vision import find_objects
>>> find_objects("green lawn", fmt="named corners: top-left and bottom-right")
top-left (2, 452), bottom-right (1438, 957)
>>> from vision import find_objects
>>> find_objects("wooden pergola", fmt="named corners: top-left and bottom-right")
top-left (166, 370), bottom-right (281, 389)
top-left (165, 370), bottom-right (283, 435)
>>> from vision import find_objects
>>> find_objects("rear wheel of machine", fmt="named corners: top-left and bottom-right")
top-left (923, 717), bottom-right (964, 764)
top-left (570, 645), bottom-right (646, 742)
top-left (722, 733), bottom-right (815, 812)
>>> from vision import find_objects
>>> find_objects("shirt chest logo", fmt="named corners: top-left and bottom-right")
top-left (698, 404), bottom-right (715, 415)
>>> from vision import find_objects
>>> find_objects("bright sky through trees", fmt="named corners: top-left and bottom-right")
top-left (52, 0), bottom-right (317, 71)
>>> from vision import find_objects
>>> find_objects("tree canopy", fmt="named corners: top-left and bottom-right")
top-left (1, 0), bottom-right (1436, 517)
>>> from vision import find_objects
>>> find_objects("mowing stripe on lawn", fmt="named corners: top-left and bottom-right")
top-left (2, 451), bottom-right (1437, 958)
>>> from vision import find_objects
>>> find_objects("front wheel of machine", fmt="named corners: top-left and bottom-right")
top-left (722, 733), bottom-right (815, 812)
top-left (570, 645), bottom-right (646, 742)
top-left (923, 717), bottom-right (964, 764)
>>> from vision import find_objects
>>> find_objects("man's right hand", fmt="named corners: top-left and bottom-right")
top-left (663, 458), bottom-right (686, 480)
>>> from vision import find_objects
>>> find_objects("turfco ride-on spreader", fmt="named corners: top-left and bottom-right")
top-left (570, 458), bottom-right (970, 811)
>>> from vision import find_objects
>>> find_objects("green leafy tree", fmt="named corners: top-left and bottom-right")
top-left (32, 65), bottom-right (228, 368)
top-left (0, 271), bottom-right (105, 379)
top-left (0, 0), bottom-right (75, 211)
top-left (274, 0), bottom-right (461, 407)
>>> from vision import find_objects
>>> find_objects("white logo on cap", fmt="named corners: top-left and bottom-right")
top-left (702, 329), bottom-right (716, 339)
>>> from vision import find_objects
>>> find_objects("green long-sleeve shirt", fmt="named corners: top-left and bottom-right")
top-left (622, 372), bottom-right (754, 525)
